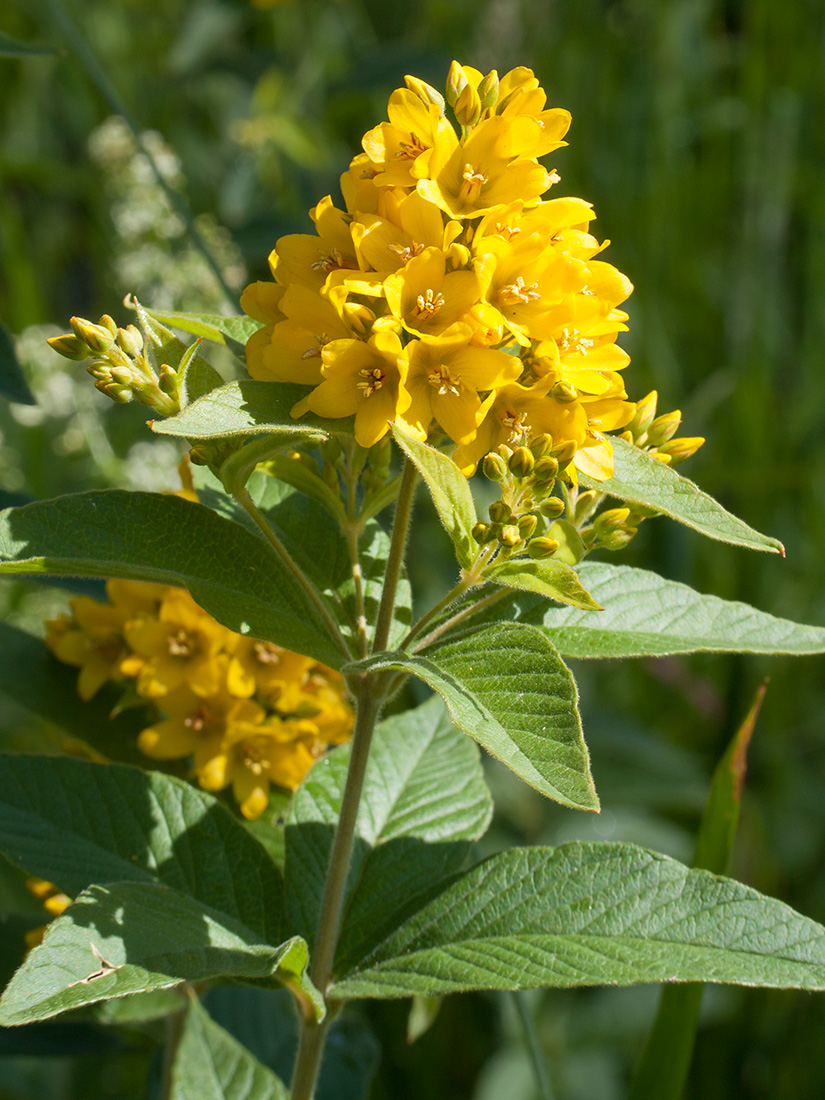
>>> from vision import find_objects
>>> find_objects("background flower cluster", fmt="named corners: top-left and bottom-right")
top-left (243, 62), bottom-right (637, 477)
top-left (46, 579), bottom-right (352, 819)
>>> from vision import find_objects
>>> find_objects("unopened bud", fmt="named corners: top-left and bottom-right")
top-left (619, 430), bottom-right (634, 443)
top-left (319, 436), bottom-right (342, 463)
top-left (342, 302), bottom-right (376, 335)
top-left (656, 436), bottom-right (705, 464)
top-left (446, 61), bottom-right (469, 107)
top-left (550, 440), bottom-right (577, 465)
top-left (496, 443), bottom-right (514, 461)
top-left (106, 364), bottom-right (133, 386)
top-left (530, 433), bottom-right (554, 458)
top-left (573, 489), bottom-right (598, 523)
top-left (117, 325), bottom-right (144, 356)
top-left (482, 452), bottom-right (508, 482)
top-left (70, 316), bottom-right (115, 355)
top-left (454, 81), bottom-right (482, 127)
top-left (289, 449), bottom-right (318, 474)
top-left (539, 496), bottom-right (565, 519)
top-left (528, 537), bottom-right (560, 559)
top-left (647, 410), bottom-right (682, 446)
top-left (189, 446), bottom-right (211, 466)
top-left (446, 243), bottom-right (472, 268)
top-left (629, 390), bottom-right (658, 436)
top-left (509, 446), bottom-right (535, 478)
top-left (594, 507), bottom-right (631, 535)
top-left (99, 314), bottom-right (118, 338)
top-left (478, 69), bottom-right (499, 111)
top-left (517, 513), bottom-right (538, 539)
top-left (404, 75), bottom-right (446, 112)
top-left (533, 455), bottom-right (559, 482)
top-left (600, 527), bottom-right (638, 551)
top-left (551, 380), bottom-right (578, 404)
top-left (158, 365), bottom-right (179, 395)
top-left (472, 522), bottom-right (491, 544)
top-left (489, 499), bottom-right (513, 524)
top-left (47, 333), bottom-right (89, 360)
top-left (500, 524), bottom-right (521, 547)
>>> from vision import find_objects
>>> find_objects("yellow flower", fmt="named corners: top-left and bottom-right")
top-left (291, 331), bottom-right (411, 448)
top-left (384, 247), bottom-right (479, 338)
top-left (226, 637), bottom-right (315, 699)
top-left (361, 88), bottom-right (459, 188)
top-left (402, 324), bottom-right (522, 445)
top-left (250, 284), bottom-right (359, 386)
top-left (271, 196), bottom-right (360, 292)
top-left (24, 878), bottom-right (72, 950)
top-left (351, 190), bottom-right (458, 275)
top-left (120, 588), bottom-right (231, 699)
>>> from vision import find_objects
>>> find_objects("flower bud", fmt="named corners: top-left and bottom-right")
top-left (528, 537), bottom-right (560, 559)
top-left (533, 455), bottom-right (559, 482)
top-left (70, 316), bottom-right (115, 355)
top-left (99, 314), bottom-right (118, 338)
top-left (482, 452), bottom-right (508, 482)
top-left (657, 435), bottom-right (705, 464)
top-left (446, 61), bottom-right (469, 108)
top-left (500, 524), bottom-right (521, 547)
top-left (446, 242), bottom-right (472, 268)
top-left (47, 333), bottom-right (89, 360)
top-left (573, 489), bottom-right (598, 522)
top-left (551, 380), bottom-right (578, 404)
top-left (647, 410), bottom-right (681, 446)
top-left (465, 302), bottom-right (504, 347)
top-left (454, 81), bottom-right (482, 127)
top-left (158, 364), bottom-right (179, 396)
top-left (342, 302), bottom-right (376, 335)
top-left (550, 440), bottom-right (577, 465)
top-left (496, 443), bottom-right (514, 461)
top-left (472, 522), bottom-right (491, 544)
top-left (517, 513), bottom-right (538, 539)
top-left (404, 75), bottom-right (446, 112)
top-left (539, 496), bottom-right (565, 519)
top-left (508, 446), bottom-right (535, 478)
top-left (289, 449), bottom-right (318, 474)
top-left (600, 527), bottom-right (638, 551)
top-left (478, 69), bottom-right (499, 110)
top-left (489, 499), bottom-right (513, 524)
top-left (117, 325), bottom-right (144, 356)
top-left (629, 390), bottom-right (658, 436)
top-left (530, 433), bottom-right (554, 458)
top-left (594, 507), bottom-right (631, 534)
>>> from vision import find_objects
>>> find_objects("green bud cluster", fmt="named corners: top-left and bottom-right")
top-left (624, 389), bottom-right (705, 467)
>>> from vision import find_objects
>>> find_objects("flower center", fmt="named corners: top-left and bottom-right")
top-left (311, 248), bottom-right (357, 273)
top-left (356, 367), bottom-right (387, 396)
top-left (427, 364), bottom-right (461, 396)
top-left (184, 706), bottom-right (210, 733)
top-left (389, 241), bottom-right (424, 263)
top-left (396, 133), bottom-right (428, 160)
top-left (167, 629), bottom-right (196, 658)
top-left (557, 327), bottom-right (594, 355)
top-left (254, 641), bottom-right (282, 665)
top-left (501, 409), bottom-right (529, 444)
top-left (413, 288), bottom-right (445, 321)
top-left (499, 276), bottom-right (541, 306)
top-left (301, 333), bottom-right (330, 360)
top-left (459, 164), bottom-right (488, 203)
top-left (241, 739), bottom-right (271, 776)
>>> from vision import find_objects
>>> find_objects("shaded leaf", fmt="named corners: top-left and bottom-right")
top-left (0, 321), bottom-right (36, 405)
top-left (331, 841), bottom-right (825, 998)
top-left (485, 557), bottom-right (602, 611)
top-left (579, 438), bottom-right (783, 554)
top-left (0, 31), bottom-right (55, 57)
top-left (145, 310), bottom-right (262, 358)
top-left (391, 424), bottom-right (477, 568)
top-left (346, 623), bottom-right (598, 811)
top-left (0, 490), bottom-right (349, 667)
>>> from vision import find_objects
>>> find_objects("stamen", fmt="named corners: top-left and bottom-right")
top-left (311, 248), bottom-right (357, 273)
top-left (499, 276), bottom-right (542, 305)
top-left (388, 242), bottom-right (424, 263)
top-left (396, 133), bottom-right (428, 160)
top-left (301, 332), bottom-right (329, 360)
top-left (413, 288), bottom-right (445, 320)
top-left (427, 364), bottom-right (461, 396)
top-left (501, 410), bottom-right (529, 444)
top-left (253, 641), bottom-right (282, 665)
top-left (167, 629), bottom-right (195, 657)
top-left (459, 164), bottom-right (488, 203)
top-left (356, 367), bottom-right (386, 396)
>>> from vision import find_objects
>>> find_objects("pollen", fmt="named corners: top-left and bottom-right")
top-left (357, 367), bottom-right (387, 396)
top-left (253, 641), bottom-right (282, 665)
top-left (301, 333), bottom-right (329, 360)
top-left (460, 164), bottom-right (488, 203)
top-left (413, 288), bottom-right (445, 320)
top-left (311, 249), bottom-right (357, 273)
top-left (396, 133), bottom-right (428, 160)
top-left (501, 410), bottom-right (530, 443)
top-left (389, 241), bottom-right (424, 263)
top-left (427, 364), bottom-right (461, 396)
top-left (499, 276), bottom-right (542, 306)
top-left (167, 629), bottom-right (196, 657)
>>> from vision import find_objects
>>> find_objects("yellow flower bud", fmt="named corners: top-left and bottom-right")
top-left (446, 61), bottom-right (470, 107)
top-left (47, 333), bottom-right (89, 360)
top-left (500, 524), bottom-right (521, 548)
top-left (342, 302), bottom-right (376, 335)
top-left (489, 499), bottom-right (513, 524)
top-left (117, 325), bottom-right (145, 356)
top-left (478, 70), bottom-right (499, 110)
top-left (508, 446), bottom-right (535, 478)
top-left (647, 410), bottom-right (682, 446)
top-left (594, 507), bottom-right (631, 534)
top-left (99, 314), bottom-right (118, 338)
top-left (600, 527), bottom-right (638, 551)
top-left (550, 440), bottom-right (577, 465)
top-left (551, 380), bottom-right (578, 404)
top-left (528, 537), bottom-right (560, 559)
top-left (629, 390), bottom-right (658, 435)
top-left (472, 521), bottom-right (491, 544)
top-left (657, 436), bottom-right (705, 464)
top-left (70, 316), bottom-right (115, 355)
top-left (539, 497), bottom-right (565, 519)
top-left (533, 455), bottom-right (559, 482)
top-left (454, 81), bottom-right (482, 128)
top-left (482, 452), bottom-right (508, 482)
top-left (530, 433), bottom-right (554, 459)
top-left (404, 75), bottom-right (446, 112)
top-left (517, 513), bottom-right (538, 539)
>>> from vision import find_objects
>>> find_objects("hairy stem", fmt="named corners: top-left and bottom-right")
top-left (412, 585), bottom-right (512, 653)
top-left (159, 999), bottom-right (187, 1100)
top-left (290, 680), bottom-right (384, 1100)
top-left (372, 457), bottom-right (417, 654)
top-left (345, 466), bottom-right (369, 659)
top-left (511, 992), bottom-right (555, 1100)
top-left (233, 487), bottom-right (351, 661)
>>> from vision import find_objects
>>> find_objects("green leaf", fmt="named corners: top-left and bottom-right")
top-left (0, 754), bottom-right (284, 943)
top-left (391, 423), bottom-right (477, 568)
top-left (628, 688), bottom-right (765, 1100)
top-left (548, 518), bottom-right (585, 565)
top-left (179, 344), bottom-right (225, 407)
top-left (285, 696), bottom-right (493, 966)
top-left (170, 997), bottom-right (290, 1100)
top-left (0, 321), bottom-right (35, 405)
top-left (519, 562), bottom-right (825, 658)
top-left (0, 490), bottom-right (348, 668)
top-left (145, 310), bottom-right (262, 358)
top-left (0, 882), bottom-right (316, 1025)
top-left (0, 622), bottom-right (152, 766)
top-left (331, 841), bottom-right (825, 999)
top-left (152, 379), bottom-right (349, 442)
top-left (579, 437), bottom-right (784, 554)
top-left (485, 557), bottom-right (602, 611)
top-left (94, 987), bottom-right (188, 1024)
top-left (218, 433), bottom-right (328, 495)
top-left (0, 31), bottom-right (55, 57)
top-left (346, 623), bottom-right (598, 811)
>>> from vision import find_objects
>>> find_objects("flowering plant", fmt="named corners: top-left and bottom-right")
top-left (2, 61), bottom-right (825, 1100)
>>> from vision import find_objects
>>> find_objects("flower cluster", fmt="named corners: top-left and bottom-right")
top-left (46, 580), bottom-right (352, 819)
top-left (242, 62), bottom-right (637, 477)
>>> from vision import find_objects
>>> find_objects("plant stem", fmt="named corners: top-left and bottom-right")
top-left (44, 0), bottom-right (239, 313)
top-left (345, 464), bottom-right (369, 659)
top-left (372, 457), bottom-right (417, 654)
top-left (401, 542), bottom-right (498, 651)
top-left (511, 992), bottom-right (554, 1100)
top-left (159, 1001), bottom-right (187, 1100)
top-left (233, 487), bottom-right (351, 662)
top-left (412, 586), bottom-right (513, 653)
top-left (290, 680), bottom-right (384, 1100)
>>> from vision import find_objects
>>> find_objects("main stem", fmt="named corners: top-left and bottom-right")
top-left (291, 456), bottom-right (418, 1100)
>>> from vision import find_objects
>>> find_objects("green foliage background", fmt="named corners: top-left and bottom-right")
top-left (1, 0), bottom-right (824, 1097)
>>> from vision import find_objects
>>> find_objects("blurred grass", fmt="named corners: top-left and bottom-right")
top-left (1, 0), bottom-right (825, 1097)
